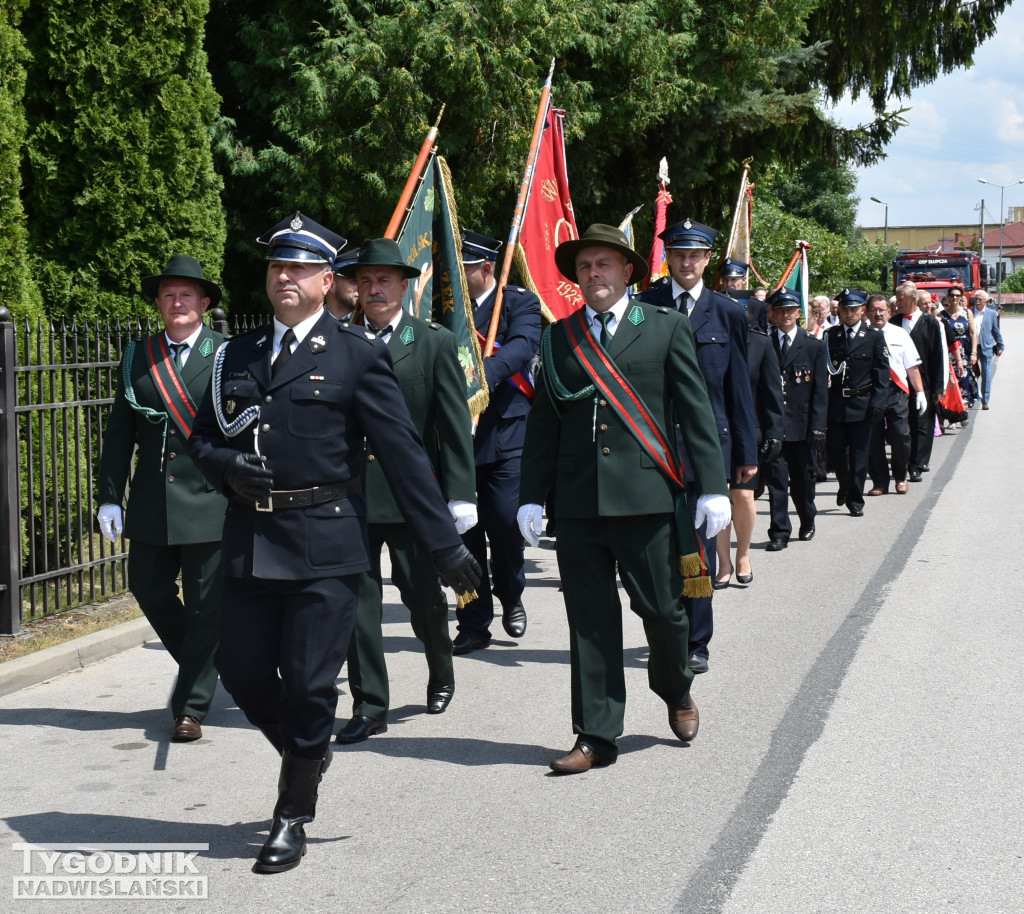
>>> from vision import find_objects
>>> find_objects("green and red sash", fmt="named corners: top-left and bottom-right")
top-left (561, 308), bottom-right (710, 597)
top-left (123, 335), bottom-right (199, 439)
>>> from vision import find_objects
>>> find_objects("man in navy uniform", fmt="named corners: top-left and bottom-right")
top-left (762, 289), bottom-right (828, 550)
top-left (334, 239), bottom-right (477, 744)
top-left (637, 219), bottom-right (757, 673)
top-left (824, 289), bottom-right (889, 516)
top-left (189, 213), bottom-right (479, 874)
top-left (719, 257), bottom-right (768, 332)
top-left (98, 256), bottom-right (227, 742)
top-left (453, 230), bottom-right (542, 654)
top-left (324, 247), bottom-right (359, 324)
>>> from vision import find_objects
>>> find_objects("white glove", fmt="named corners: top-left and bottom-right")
top-left (915, 391), bottom-right (928, 415)
top-left (694, 494), bottom-right (731, 539)
top-left (97, 504), bottom-right (123, 544)
top-left (448, 499), bottom-right (478, 535)
top-left (517, 503), bottom-right (543, 548)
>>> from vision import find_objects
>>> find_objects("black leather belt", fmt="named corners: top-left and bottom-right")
top-left (250, 476), bottom-right (362, 512)
top-left (841, 385), bottom-right (872, 397)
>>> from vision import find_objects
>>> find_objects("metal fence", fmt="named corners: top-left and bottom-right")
top-left (0, 307), bottom-right (235, 635)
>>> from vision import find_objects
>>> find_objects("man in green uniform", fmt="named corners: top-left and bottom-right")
top-left (334, 239), bottom-right (478, 744)
top-left (517, 224), bottom-right (730, 773)
top-left (97, 255), bottom-right (227, 742)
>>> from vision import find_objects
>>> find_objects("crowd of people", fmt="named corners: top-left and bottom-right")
top-left (95, 211), bottom-right (1006, 872)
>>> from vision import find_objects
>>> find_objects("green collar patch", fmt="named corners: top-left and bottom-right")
top-left (198, 337), bottom-right (214, 357)
top-left (627, 304), bottom-right (645, 326)
top-left (400, 325), bottom-right (415, 345)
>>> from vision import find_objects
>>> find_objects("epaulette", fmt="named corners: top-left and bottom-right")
top-left (657, 307), bottom-right (670, 314)
top-left (750, 327), bottom-right (769, 337)
top-left (429, 321), bottom-right (442, 330)
top-left (654, 276), bottom-right (671, 286)
top-left (503, 284), bottom-right (528, 293)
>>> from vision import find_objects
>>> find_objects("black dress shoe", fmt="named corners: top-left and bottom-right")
top-left (452, 630), bottom-right (490, 655)
top-left (908, 471), bottom-right (922, 482)
top-left (920, 464), bottom-right (930, 472)
top-left (712, 577), bottom-right (730, 591)
top-left (799, 526), bottom-right (815, 541)
top-left (501, 601), bottom-right (527, 639)
top-left (687, 652), bottom-right (709, 674)
top-left (426, 665), bottom-right (455, 714)
top-left (334, 715), bottom-right (387, 744)
top-left (765, 538), bottom-right (788, 552)
top-left (848, 505), bottom-right (864, 517)
top-left (736, 571), bottom-right (753, 584)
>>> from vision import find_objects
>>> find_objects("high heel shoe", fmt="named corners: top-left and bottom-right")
top-left (736, 570), bottom-right (753, 584)
top-left (713, 566), bottom-right (733, 590)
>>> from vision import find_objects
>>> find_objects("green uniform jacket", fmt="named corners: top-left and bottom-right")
top-left (364, 313), bottom-right (476, 524)
top-left (98, 325), bottom-right (228, 545)
top-left (520, 301), bottom-right (728, 517)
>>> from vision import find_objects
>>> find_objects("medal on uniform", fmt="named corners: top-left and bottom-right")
top-left (225, 399), bottom-right (237, 415)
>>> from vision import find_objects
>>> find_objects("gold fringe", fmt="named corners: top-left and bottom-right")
top-left (682, 576), bottom-right (712, 599)
top-left (437, 156), bottom-right (490, 418)
top-left (455, 589), bottom-right (479, 609)
top-left (679, 552), bottom-right (705, 578)
top-left (513, 242), bottom-right (558, 328)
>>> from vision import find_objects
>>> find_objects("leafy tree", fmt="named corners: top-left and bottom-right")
top-left (21, 0), bottom-right (226, 319)
top-left (759, 158), bottom-right (860, 241)
top-left (0, 0), bottom-right (41, 319)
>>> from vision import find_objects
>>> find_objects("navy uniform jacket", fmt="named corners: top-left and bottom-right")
top-left (824, 324), bottom-right (889, 423)
top-left (99, 324), bottom-right (228, 545)
top-left (774, 328), bottom-right (828, 441)
top-left (363, 312), bottom-right (476, 524)
top-left (889, 312), bottom-right (946, 397)
top-left (637, 278), bottom-right (758, 476)
top-left (473, 284), bottom-right (541, 464)
top-left (189, 310), bottom-right (461, 581)
top-left (747, 330), bottom-right (785, 445)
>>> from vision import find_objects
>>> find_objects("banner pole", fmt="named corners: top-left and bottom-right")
top-left (384, 105), bottom-right (445, 239)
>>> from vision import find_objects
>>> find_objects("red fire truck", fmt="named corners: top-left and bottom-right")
top-left (891, 251), bottom-right (989, 300)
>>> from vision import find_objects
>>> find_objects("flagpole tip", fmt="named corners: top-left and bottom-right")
top-left (433, 104), bottom-right (446, 130)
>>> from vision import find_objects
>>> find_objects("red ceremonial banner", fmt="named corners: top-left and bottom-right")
top-left (645, 185), bottom-right (673, 289)
top-left (517, 108), bottom-right (583, 320)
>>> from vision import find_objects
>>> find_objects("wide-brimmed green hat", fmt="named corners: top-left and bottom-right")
top-left (141, 255), bottom-right (222, 306)
top-left (334, 238), bottom-right (421, 280)
top-left (554, 224), bottom-right (649, 286)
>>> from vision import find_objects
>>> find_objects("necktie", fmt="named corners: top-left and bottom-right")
top-left (847, 326), bottom-right (855, 340)
top-left (368, 323), bottom-right (392, 338)
top-left (779, 333), bottom-right (790, 362)
top-left (168, 343), bottom-right (186, 371)
top-left (273, 328), bottom-right (296, 379)
top-left (595, 312), bottom-right (614, 348)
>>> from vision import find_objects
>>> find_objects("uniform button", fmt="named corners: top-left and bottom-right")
top-left (367, 454), bottom-right (376, 462)
top-left (314, 389), bottom-right (321, 396)
top-left (334, 506), bottom-right (341, 513)
top-left (261, 423), bottom-right (270, 432)
top-left (168, 452), bottom-right (176, 459)
top-left (264, 395), bottom-right (273, 403)
top-left (599, 424), bottom-right (608, 432)
top-left (168, 476), bottom-right (175, 483)
top-left (598, 399), bottom-right (607, 407)
top-left (168, 429), bottom-right (176, 436)
top-left (602, 447), bottom-right (610, 455)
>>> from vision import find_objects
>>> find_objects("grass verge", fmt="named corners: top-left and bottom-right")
top-left (0, 598), bottom-right (142, 664)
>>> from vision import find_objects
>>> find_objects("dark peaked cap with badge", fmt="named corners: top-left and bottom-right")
top-left (836, 288), bottom-right (868, 306)
top-left (461, 230), bottom-right (502, 264)
top-left (334, 237), bottom-right (421, 279)
top-left (554, 223), bottom-right (649, 285)
top-left (332, 247), bottom-right (359, 275)
top-left (720, 258), bottom-right (749, 277)
top-left (141, 255), bottom-right (222, 306)
top-left (768, 288), bottom-right (802, 309)
top-left (660, 218), bottom-right (719, 250)
top-left (257, 211), bottom-right (346, 265)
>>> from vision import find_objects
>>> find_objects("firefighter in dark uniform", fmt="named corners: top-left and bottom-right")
top-left (189, 214), bottom-right (480, 874)
top-left (636, 219), bottom-right (757, 673)
top-left (823, 288), bottom-right (889, 516)
top-left (762, 289), bottom-right (828, 550)
top-left (453, 230), bottom-right (542, 654)
top-left (97, 256), bottom-right (227, 742)
top-left (334, 238), bottom-right (478, 744)
top-left (325, 247), bottom-right (359, 324)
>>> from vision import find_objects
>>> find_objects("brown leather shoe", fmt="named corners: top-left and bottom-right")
top-left (668, 698), bottom-right (699, 742)
top-left (549, 742), bottom-right (614, 774)
top-left (172, 715), bottom-right (202, 742)
top-left (895, 480), bottom-right (910, 494)
top-left (867, 487), bottom-right (886, 496)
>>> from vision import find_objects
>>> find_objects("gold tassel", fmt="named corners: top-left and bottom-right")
top-left (456, 589), bottom-right (479, 609)
top-left (682, 576), bottom-right (713, 599)
top-left (679, 552), bottom-right (705, 578)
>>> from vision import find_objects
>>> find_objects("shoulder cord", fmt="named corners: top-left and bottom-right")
top-left (121, 340), bottom-right (170, 471)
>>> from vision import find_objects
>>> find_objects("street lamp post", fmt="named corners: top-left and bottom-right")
top-left (870, 196), bottom-right (889, 245)
top-left (978, 177), bottom-right (1024, 300)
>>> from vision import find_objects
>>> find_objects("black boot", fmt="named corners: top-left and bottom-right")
top-left (254, 752), bottom-right (325, 874)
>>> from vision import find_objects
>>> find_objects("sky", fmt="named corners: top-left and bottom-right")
top-left (828, 3), bottom-right (1024, 232)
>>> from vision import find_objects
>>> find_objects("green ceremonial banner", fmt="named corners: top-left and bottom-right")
top-left (397, 155), bottom-right (488, 417)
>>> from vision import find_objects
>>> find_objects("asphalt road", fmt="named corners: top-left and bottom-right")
top-left (1, 320), bottom-right (1020, 913)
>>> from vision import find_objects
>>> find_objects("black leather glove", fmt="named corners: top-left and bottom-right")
top-left (224, 453), bottom-right (273, 502)
top-left (871, 406), bottom-right (885, 422)
top-left (432, 544), bottom-right (482, 596)
top-left (758, 437), bottom-right (783, 463)
top-left (994, 346), bottom-right (1004, 356)
top-left (808, 429), bottom-right (826, 462)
